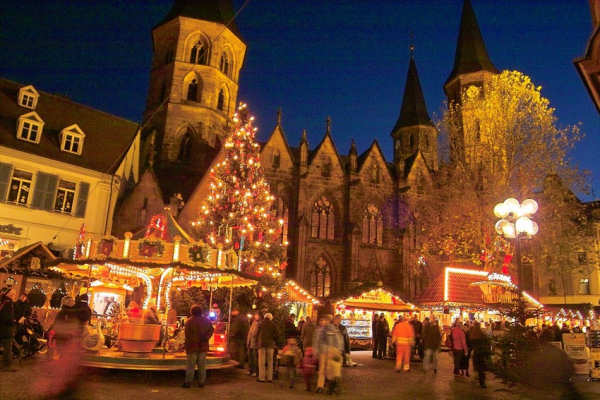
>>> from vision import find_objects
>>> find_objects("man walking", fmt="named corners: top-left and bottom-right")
top-left (391, 315), bottom-right (414, 372)
top-left (183, 305), bottom-right (214, 388)
top-left (422, 318), bottom-right (441, 374)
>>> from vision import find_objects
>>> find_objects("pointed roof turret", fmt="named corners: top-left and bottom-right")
top-left (349, 139), bottom-right (357, 155)
top-left (156, 0), bottom-right (241, 37)
top-left (391, 53), bottom-right (433, 136)
top-left (446, 0), bottom-right (497, 86)
top-left (300, 129), bottom-right (308, 145)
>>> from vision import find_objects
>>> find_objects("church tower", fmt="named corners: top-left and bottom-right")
top-left (144, 0), bottom-right (246, 164)
top-left (391, 49), bottom-right (437, 176)
top-left (444, 0), bottom-right (497, 165)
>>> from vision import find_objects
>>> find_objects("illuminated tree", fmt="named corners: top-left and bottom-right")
top-left (193, 103), bottom-right (285, 276)
top-left (416, 70), bottom-right (586, 270)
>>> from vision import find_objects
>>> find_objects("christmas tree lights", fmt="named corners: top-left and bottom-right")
top-left (193, 103), bottom-right (285, 276)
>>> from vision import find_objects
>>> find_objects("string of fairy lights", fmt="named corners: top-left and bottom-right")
top-left (192, 103), bottom-right (286, 277)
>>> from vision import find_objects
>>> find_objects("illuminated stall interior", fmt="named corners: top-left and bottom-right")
top-left (334, 287), bottom-right (418, 348)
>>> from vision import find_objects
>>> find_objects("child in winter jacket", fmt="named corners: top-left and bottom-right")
top-left (281, 337), bottom-right (302, 388)
top-left (299, 347), bottom-right (318, 391)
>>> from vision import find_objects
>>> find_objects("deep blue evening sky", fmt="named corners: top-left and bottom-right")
top-left (1, 0), bottom-right (598, 198)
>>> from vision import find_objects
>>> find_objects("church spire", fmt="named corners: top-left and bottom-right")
top-left (391, 51), bottom-right (433, 137)
top-left (156, 0), bottom-right (241, 37)
top-left (445, 0), bottom-right (497, 86)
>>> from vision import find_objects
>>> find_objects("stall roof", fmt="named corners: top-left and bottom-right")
top-left (336, 287), bottom-right (418, 312)
top-left (279, 280), bottom-right (320, 305)
top-left (416, 266), bottom-right (543, 309)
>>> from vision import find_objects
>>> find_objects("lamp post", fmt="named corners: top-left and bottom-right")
top-left (494, 198), bottom-right (539, 290)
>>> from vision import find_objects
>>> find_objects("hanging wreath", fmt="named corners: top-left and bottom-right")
top-left (189, 245), bottom-right (209, 263)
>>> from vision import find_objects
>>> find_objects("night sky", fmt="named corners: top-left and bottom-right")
top-left (1, 0), bottom-right (598, 198)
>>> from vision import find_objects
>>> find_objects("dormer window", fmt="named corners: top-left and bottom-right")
top-left (18, 85), bottom-right (39, 110)
top-left (17, 112), bottom-right (44, 144)
top-left (60, 124), bottom-right (85, 155)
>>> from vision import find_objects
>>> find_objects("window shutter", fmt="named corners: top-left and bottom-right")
top-left (0, 162), bottom-right (13, 201)
top-left (75, 182), bottom-right (90, 218)
top-left (31, 172), bottom-right (49, 209)
top-left (43, 174), bottom-right (58, 210)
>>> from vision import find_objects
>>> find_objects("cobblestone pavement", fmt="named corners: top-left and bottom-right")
top-left (1, 351), bottom-right (600, 400)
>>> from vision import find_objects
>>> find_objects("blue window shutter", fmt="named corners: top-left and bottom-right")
top-left (32, 172), bottom-right (49, 209)
top-left (0, 162), bottom-right (13, 201)
top-left (43, 174), bottom-right (58, 210)
top-left (75, 182), bottom-right (90, 218)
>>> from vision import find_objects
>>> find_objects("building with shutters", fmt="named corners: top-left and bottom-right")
top-left (0, 78), bottom-right (139, 256)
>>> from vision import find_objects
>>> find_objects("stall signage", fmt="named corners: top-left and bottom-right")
top-left (563, 333), bottom-right (587, 360)
top-left (0, 223), bottom-right (23, 236)
top-left (349, 290), bottom-right (393, 304)
top-left (487, 273), bottom-right (513, 285)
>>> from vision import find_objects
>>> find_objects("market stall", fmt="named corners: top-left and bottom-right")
top-left (48, 212), bottom-right (258, 371)
top-left (416, 265), bottom-right (543, 328)
top-left (334, 287), bottom-right (418, 349)
top-left (275, 280), bottom-right (320, 322)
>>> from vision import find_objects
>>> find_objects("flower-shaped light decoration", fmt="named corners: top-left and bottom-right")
top-left (494, 198), bottom-right (539, 239)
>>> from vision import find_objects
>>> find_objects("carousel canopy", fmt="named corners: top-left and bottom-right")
top-left (336, 287), bottom-right (418, 312)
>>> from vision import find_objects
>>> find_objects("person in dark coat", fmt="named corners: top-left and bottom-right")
top-left (0, 287), bottom-right (16, 370)
top-left (183, 305), bottom-right (214, 388)
top-left (422, 318), bottom-right (441, 374)
top-left (229, 309), bottom-right (249, 368)
top-left (285, 314), bottom-right (298, 338)
top-left (372, 314), bottom-right (379, 359)
top-left (376, 314), bottom-right (389, 359)
top-left (14, 294), bottom-right (32, 322)
top-left (468, 321), bottom-right (490, 388)
top-left (257, 312), bottom-right (278, 382)
top-left (410, 315), bottom-right (423, 361)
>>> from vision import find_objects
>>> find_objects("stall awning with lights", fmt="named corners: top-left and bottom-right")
top-left (416, 266), bottom-right (543, 309)
top-left (279, 280), bottom-right (320, 305)
top-left (336, 288), bottom-right (418, 312)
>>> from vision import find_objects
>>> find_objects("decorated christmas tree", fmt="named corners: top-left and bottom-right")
top-left (193, 103), bottom-right (285, 276)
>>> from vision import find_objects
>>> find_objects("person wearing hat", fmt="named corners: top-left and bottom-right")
top-left (0, 287), bottom-right (16, 370)
top-left (257, 312), bottom-right (278, 382)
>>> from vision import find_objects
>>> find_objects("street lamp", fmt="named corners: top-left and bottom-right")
top-left (494, 198), bottom-right (539, 289)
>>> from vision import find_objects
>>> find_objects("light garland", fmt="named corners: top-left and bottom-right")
top-left (444, 267), bottom-right (488, 302)
top-left (157, 267), bottom-right (173, 310)
top-left (105, 263), bottom-right (152, 309)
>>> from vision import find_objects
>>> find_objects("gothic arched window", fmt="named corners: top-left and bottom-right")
top-left (272, 149), bottom-right (281, 169)
top-left (362, 204), bottom-right (383, 246)
top-left (220, 52), bottom-right (231, 77)
top-left (217, 89), bottom-right (225, 111)
top-left (178, 130), bottom-right (193, 162)
top-left (187, 79), bottom-right (199, 102)
top-left (371, 163), bottom-right (380, 184)
top-left (309, 256), bottom-right (331, 297)
top-left (190, 41), bottom-right (208, 65)
top-left (311, 196), bottom-right (334, 240)
top-left (273, 197), bottom-right (288, 244)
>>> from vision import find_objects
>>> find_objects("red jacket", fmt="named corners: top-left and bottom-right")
top-left (185, 315), bottom-right (214, 353)
top-left (451, 326), bottom-right (468, 351)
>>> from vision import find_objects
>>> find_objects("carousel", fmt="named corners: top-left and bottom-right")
top-left (49, 212), bottom-right (258, 371)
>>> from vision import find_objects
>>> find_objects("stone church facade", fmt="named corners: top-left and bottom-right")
top-left (114, 0), bottom-right (495, 300)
